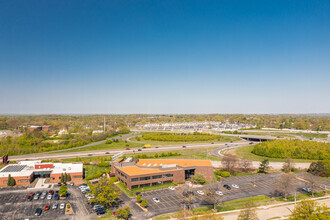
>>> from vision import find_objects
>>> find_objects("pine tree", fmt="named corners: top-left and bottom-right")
top-left (61, 173), bottom-right (65, 183)
top-left (64, 173), bottom-right (68, 182)
top-left (7, 174), bottom-right (16, 186)
top-left (67, 174), bottom-right (71, 182)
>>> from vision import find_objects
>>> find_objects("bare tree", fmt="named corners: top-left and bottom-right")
top-left (221, 154), bottom-right (239, 173)
top-left (276, 173), bottom-right (296, 200)
top-left (305, 173), bottom-right (322, 197)
top-left (177, 182), bottom-right (195, 213)
top-left (240, 158), bottom-right (253, 173)
top-left (282, 157), bottom-right (295, 173)
top-left (204, 181), bottom-right (223, 210)
top-left (238, 201), bottom-right (259, 220)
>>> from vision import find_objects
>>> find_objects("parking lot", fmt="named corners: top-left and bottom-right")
top-left (141, 173), bottom-right (330, 217)
top-left (0, 185), bottom-right (94, 220)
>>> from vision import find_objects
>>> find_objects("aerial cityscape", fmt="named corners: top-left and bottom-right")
top-left (0, 1), bottom-right (329, 220)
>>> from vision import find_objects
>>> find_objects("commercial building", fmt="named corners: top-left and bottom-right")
top-left (111, 158), bottom-right (213, 190)
top-left (0, 160), bottom-right (83, 187)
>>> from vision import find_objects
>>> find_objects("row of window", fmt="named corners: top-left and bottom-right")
top-left (131, 180), bottom-right (173, 189)
top-left (131, 173), bottom-right (174, 182)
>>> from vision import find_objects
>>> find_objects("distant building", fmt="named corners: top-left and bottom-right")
top-left (92, 130), bottom-right (104, 134)
top-left (58, 128), bottom-right (68, 136)
top-left (111, 159), bottom-right (213, 190)
top-left (28, 126), bottom-right (49, 132)
top-left (0, 160), bottom-right (83, 187)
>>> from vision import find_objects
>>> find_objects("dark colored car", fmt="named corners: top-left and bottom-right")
top-left (211, 142), bottom-right (214, 144)
top-left (223, 184), bottom-right (231, 190)
top-left (35, 208), bottom-right (42, 216)
top-left (48, 190), bottom-right (54, 195)
top-left (96, 208), bottom-right (106, 215)
top-left (28, 192), bottom-right (34, 201)
top-left (182, 146), bottom-right (186, 148)
top-left (105, 152), bottom-right (110, 154)
top-left (45, 205), bottom-right (50, 210)
top-left (54, 194), bottom-right (59, 200)
top-left (138, 149), bottom-right (142, 151)
top-left (57, 183), bottom-right (62, 186)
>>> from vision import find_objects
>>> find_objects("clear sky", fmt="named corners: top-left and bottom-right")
top-left (0, 0), bottom-right (329, 114)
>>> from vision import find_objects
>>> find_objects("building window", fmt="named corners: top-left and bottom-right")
top-left (72, 175), bottom-right (83, 178)
top-left (152, 182), bottom-right (162, 186)
top-left (152, 175), bottom-right (162, 179)
top-left (163, 180), bottom-right (172, 184)
top-left (163, 174), bottom-right (173, 178)
top-left (132, 185), bottom-right (138, 189)
top-left (140, 176), bottom-right (150, 181)
top-left (132, 178), bottom-right (138, 182)
top-left (3, 181), bottom-right (8, 184)
top-left (18, 179), bottom-right (29, 183)
top-left (140, 183), bottom-right (150, 187)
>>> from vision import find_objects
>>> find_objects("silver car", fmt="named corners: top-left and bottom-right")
top-left (52, 203), bottom-right (58, 209)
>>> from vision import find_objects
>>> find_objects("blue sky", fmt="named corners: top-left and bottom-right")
top-left (0, 0), bottom-right (329, 114)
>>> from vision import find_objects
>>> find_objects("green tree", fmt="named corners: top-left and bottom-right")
top-left (7, 174), bottom-right (16, 186)
top-left (60, 173), bottom-right (65, 183)
top-left (116, 206), bottom-right (131, 219)
top-left (238, 201), bottom-right (259, 220)
top-left (190, 173), bottom-right (207, 185)
top-left (289, 199), bottom-right (329, 220)
top-left (136, 194), bottom-right (142, 203)
top-left (258, 159), bottom-right (270, 174)
top-left (67, 173), bottom-right (71, 182)
top-left (141, 199), bottom-right (148, 208)
top-left (88, 177), bottom-right (121, 207)
top-left (64, 173), bottom-right (68, 182)
top-left (308, 160), bottom-right (330, 177)
top-left (59, 184), bottom-right (68, 196)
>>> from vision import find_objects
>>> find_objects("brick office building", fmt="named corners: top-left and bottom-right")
top-left (0, 160), bottom-right (83, 187)
top-left (111, 159), bottom-right (213, 190)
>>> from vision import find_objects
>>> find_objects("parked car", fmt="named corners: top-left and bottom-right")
top-left (153, 198), bottom-right (160, 203)
top-left (126, 148), bottom-right (131, 150)
top-left (44, 205), bottom-right (50, 210)
top-left (27, 192), bottom-right (34, 201)
top-left (216, 191), bottom-right (223, 196)
top-left (211, 142), bottom-right (214, 144)
top-left (96, 208), bottom-right (106, 215)
top-left (138, 149), bottom-right (142, 151)
top-left (54, 194), bottom-right (59, 200)
top-left (93, 205), bottom-right (104, 210)
top-left (60, 203), bottom-right (65, 209)
top-left (182, 146), bottom-right (186, 148)
top-left (35, 208), bottom-right (42, 216)
top-left (303, 188), bottom-right (312, 193)
top-left (232, 184), bottom-right (239, 189)
top-left (33, 194), bottom-right (39, 200)
top-left (88, 154), bottom-right (93, 156)
top-left (40, 194), bottom-right (46, 200)
top-left (197, 190), bottom-right (204, 195)
top-left (47, 194), bottom-right (52, 200)
top-left (70, 182), bottom-right (74, 186)
top-left (168, 186), bottom-right (175, 191)
top-left (105, 152), bottom-right (110, 154)
top-left (48, 190), bottom-right (54, 195)
top-left (52, 203), bottom-right (58, 209)
top-left (57, 183), bottom-right (62, 187)
top-left (223, 184), bottom-right (231, 190)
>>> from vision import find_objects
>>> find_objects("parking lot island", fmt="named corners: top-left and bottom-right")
top-left (111, 158), bottom-right (214, 190)
top-left (0, 160), bottom-right (83, 187)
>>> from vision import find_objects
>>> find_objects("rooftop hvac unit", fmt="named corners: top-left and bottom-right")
top-left (162, 164), bottom-right (177, 169)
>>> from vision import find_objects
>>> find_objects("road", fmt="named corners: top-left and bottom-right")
top-left (9, 141), bottom-right (249, 161)
top-left (210, 145), bottom-right (311, 169)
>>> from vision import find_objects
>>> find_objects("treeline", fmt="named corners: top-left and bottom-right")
top-left (130, 152), bottom-right (181, 159)
top-left (142, 132), bottom-right (221, 142)
top-left (251, 139), bottom-right (330, 160)
top-left (0, 129), bottom-right (129, 156)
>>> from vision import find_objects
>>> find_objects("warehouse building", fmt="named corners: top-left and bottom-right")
top-left (111, 158), bottom-right (213, 190)
top-left (0, 160), bottom-right (83, 187)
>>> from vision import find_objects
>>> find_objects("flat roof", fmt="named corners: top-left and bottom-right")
top-left (118, 166), bottom-right (177, 176)
top-left (136, 159), bottom-right (212, 168)
top-left (0, 161), bottom-right (83, 178)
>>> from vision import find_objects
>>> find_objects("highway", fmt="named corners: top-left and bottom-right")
top-left (10, 141), bottom-right (249, 161)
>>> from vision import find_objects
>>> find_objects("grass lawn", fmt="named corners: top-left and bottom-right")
top-left (130, 136), bottom-right (241, 147)
top-left (117, 181), bottom-right (177, 197)
top-left (276, 190), bottom-right (330, 202)
top-left (233, 145), bottom-right (317, 163)
top-left (125, 147), bottom-right (222, 161)
top-left (46, 155), bottom-right (113, 163)
top-left (51, 139), bottom-right (144, 154)
top-left (83, 165), bottom-right (109, 179)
